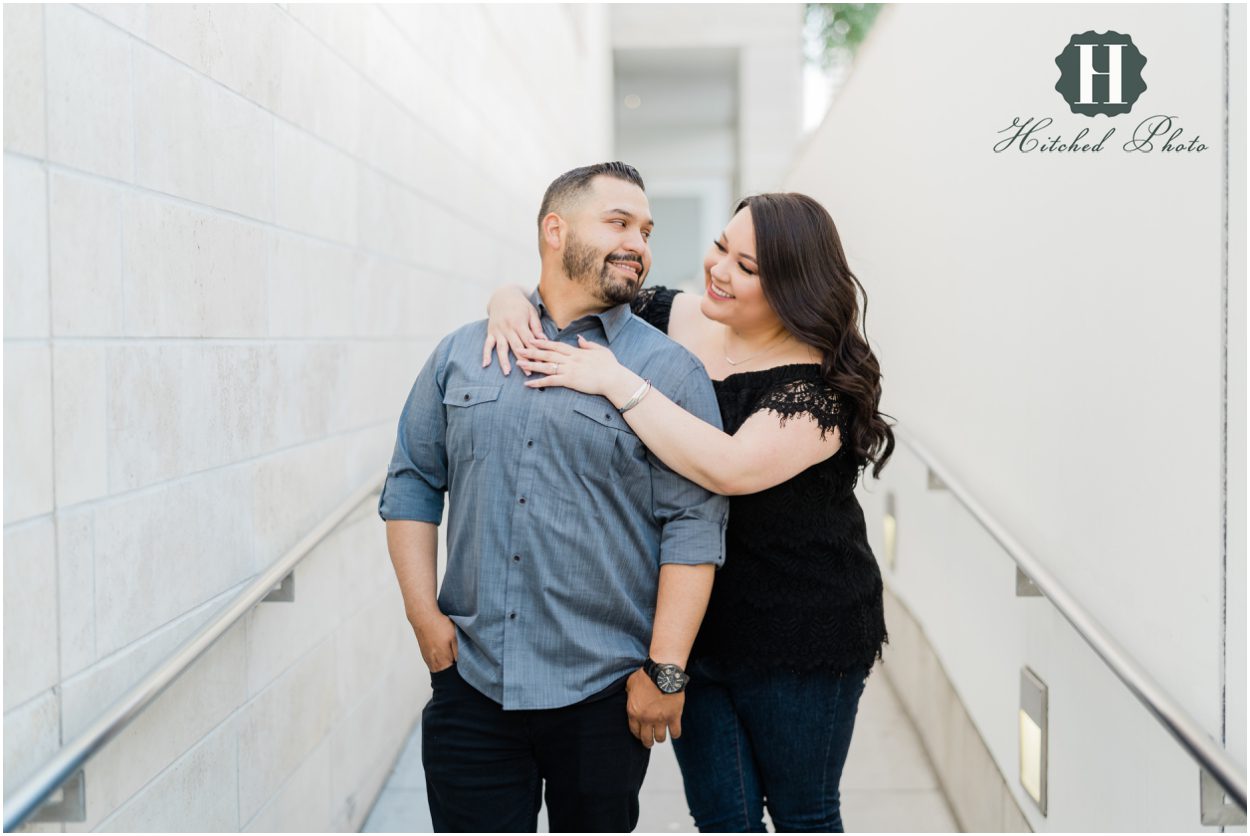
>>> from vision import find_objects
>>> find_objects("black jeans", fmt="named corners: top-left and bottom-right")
top-left (421, 665), bottom-right (651, 832)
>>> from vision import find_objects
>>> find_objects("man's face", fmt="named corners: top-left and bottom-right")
top-left (560, 177), bottom-right (653, 306)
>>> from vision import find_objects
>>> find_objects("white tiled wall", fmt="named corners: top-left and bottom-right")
top-left (3, 3), bottom-right (611, 830)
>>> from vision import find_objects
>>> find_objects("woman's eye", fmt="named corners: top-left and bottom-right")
top-left (713, 240), bottom-right (727, 253)
top-left (739, 263), bottom-right (756, 276)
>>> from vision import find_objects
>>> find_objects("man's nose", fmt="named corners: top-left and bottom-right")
top-left (622, 228), bottom-right (648, 255)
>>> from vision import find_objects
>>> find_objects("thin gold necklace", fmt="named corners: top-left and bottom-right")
top-left (723, 330), bottom-right (789, 366)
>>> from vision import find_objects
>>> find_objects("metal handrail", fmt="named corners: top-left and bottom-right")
top-left (895, 427), bottom-right (1247, 812)
top-left (3, 473), bottom-right (386, 831)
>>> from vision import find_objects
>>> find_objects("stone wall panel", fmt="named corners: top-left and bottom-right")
top-left (3, 5), bottom-right (46, 156)
top-left (48, 174), bottom-right (124, 336)
top-left (3, 155), bottom-right (49, 339)
top-left (45, 5), bottom-right (132, 181)
top-left (4, 345), bottom-right (54, 523)
top-left (4, 5), bottom-right (609, 829)
top-left (3, 520), bottom-right (59, 710)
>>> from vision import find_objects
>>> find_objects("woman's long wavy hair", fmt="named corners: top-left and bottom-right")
top-left (738, 193), bottom-right (894, 477)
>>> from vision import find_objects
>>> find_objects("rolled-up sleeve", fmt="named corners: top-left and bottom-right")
top-left (650, 366), bottom-right (729, 567)
top-left (378, 337), bottom-right (451, 523)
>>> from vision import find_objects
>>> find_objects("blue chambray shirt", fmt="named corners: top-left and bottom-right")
top-left (379, 289), bottom-right (728, 710)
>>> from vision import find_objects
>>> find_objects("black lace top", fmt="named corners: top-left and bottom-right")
top-left (633, 287), bottom-right (887, 672)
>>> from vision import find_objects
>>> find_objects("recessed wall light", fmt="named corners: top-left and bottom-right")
top-left (882, 492), bottom-right (897, 570)
top-left (1020, 666), bottom-right (1049, 816)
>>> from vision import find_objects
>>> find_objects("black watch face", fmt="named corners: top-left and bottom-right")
top-left (655, 665), bottom-right (685, 694)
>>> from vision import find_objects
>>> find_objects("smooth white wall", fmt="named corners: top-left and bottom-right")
top-left (3, 4), bottom-right (610, 830)
top-left (787, 4), bottom-right (1239, 831)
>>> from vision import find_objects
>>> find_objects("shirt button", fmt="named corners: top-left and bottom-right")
top-left (463, 393), bottom-right (470, 401)
top-left (518, 497), bottom-right (526, 505)
top-left (509, 612), bottom-right (517, 620)
top-left (604, 413), bottom-right (612, 421)
top-left (512, 554), bottom-right (521, 562)
top-left (526, 440), bottom-right (534, 448)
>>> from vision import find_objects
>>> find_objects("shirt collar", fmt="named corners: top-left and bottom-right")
top-left (530, 287), bottom-right (632, 344)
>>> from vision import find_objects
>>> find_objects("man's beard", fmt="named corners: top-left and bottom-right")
top-left (562, 232), bottom-right (643, 306)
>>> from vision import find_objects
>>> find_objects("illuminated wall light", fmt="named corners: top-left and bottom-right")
top-left (623, 93), bottom-right (642, 109)
top-left (1019, 667), bottom-right (1049, 815)
top-left (882, 492), bottom-right (897, 570)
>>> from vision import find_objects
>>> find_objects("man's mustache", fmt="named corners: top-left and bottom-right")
top-left (604, 253), bottom-right (643, 272)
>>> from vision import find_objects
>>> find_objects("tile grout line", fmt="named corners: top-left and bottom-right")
top-left (39, 0), bottom-right (70, 768)
top-left (75, 3), bottom-right (535, 256)
top-left (61, 499), bottom-right (384, 702)
top-left (79, 623), bottom-right (343, 830)
top-left (4, 417), bottom-right (393, 534)
top-left (286, 3), bottom-right (535, 215)
top-left (6, 146), bottom-right (514, 291)
top-left (59, 579), bottom-right (251, 698)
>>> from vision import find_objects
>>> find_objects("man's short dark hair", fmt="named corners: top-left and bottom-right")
top-left (537, 162), bottom-right (646, 233)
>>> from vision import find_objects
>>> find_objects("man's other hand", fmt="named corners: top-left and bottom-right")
top-left (626, 667), bottom-right (684, 748)
top-left (411, 610), bottom-right (459, 673)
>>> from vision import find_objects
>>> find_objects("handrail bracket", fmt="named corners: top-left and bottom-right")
top-left (1202, 769), bottom-right (1248, 826)
top-left (27, 769), bottom-right (85, 824)
top-left (263, 571), bottom-right (296, 603)
top-left (1015, 567), bottom-right (1043, 597)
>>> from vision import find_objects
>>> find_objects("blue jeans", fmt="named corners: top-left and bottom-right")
top-left (673, 657), bottom-right (870, 832)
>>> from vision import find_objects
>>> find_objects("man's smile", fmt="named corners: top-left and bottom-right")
top-left (608, 259), bottom-right (643, 278)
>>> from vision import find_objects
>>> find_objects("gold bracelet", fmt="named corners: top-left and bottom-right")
top-left (619, 379), bottom-right (652, 413)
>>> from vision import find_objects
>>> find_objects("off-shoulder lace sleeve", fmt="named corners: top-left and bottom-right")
top-left (630, 286), bottom-right (679, 334)
top-left (756, 376), bottom-right (845, 442)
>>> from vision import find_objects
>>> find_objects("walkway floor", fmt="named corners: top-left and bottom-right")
top-left (362, 665), bottom-right (958, 832)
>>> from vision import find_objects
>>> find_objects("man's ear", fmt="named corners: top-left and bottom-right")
top-left (540, 212), bottom-right (565, 251)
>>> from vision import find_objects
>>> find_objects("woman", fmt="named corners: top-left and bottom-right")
top-left (486, 193), bottom-right (893, 832)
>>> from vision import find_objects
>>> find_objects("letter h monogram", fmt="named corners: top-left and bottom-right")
top-left (1076, 43), bottom-right (1125, 105)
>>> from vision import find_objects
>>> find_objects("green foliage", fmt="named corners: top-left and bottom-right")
top-left (805, 4), bottom-right (884, 68)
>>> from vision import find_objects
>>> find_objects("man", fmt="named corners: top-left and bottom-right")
top-left (379, 162), bottom-right (728, 832)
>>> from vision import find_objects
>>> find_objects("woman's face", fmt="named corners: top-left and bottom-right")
top-left (699, 207), bottom-right (780, 331)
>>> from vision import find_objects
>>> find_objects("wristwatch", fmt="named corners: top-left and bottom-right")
top-left (643, 657), bottom-right (690, 694)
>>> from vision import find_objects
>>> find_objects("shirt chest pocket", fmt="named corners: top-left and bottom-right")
top-left (570, 401), bottom-right (647, 480)
top-left (444, 385), bottom-right (503, 462)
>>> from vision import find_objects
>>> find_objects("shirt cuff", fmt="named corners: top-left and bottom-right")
top-left (658, 517), bottom-right (727, 568)
top-left (378, 476), bottom-right (445, 523)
